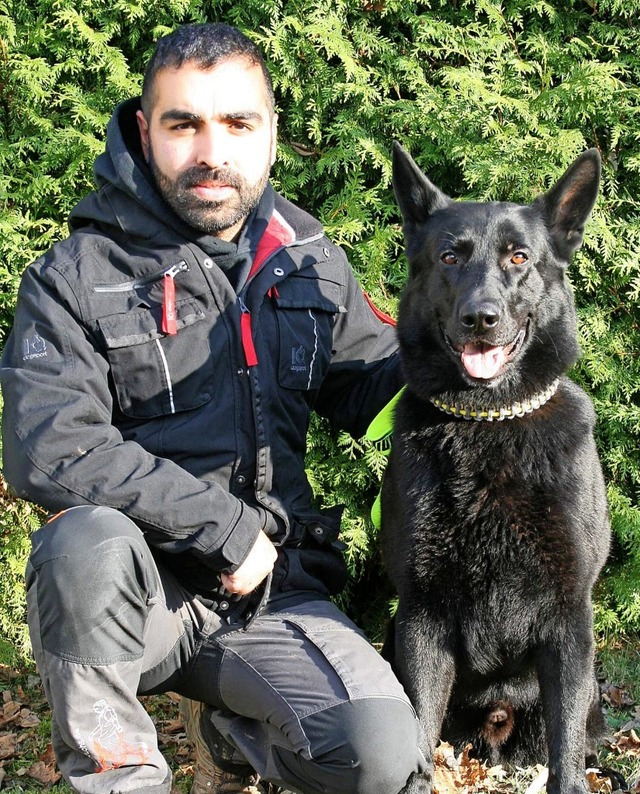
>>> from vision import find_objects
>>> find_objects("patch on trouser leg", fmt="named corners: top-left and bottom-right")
top-left (41, 653), bottom-right (170, 794)
top-left (76, 698), bottom-right (153, 771)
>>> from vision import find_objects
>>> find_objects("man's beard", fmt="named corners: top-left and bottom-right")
top-left (148, 148), bottom-right (269, 236)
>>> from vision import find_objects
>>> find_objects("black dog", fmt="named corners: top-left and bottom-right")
top-left (381, 143), bottom-right (612, 794)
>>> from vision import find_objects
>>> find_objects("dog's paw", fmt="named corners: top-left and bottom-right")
top-left (588, 767), bottom-right (628, 792)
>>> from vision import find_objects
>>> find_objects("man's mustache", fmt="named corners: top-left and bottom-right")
top-left (180, 167), bottom-right (244, 190)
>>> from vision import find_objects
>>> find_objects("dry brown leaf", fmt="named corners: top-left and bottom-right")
top-left (601, 683), bottom-right (635, 709)
top-left (434, 742), bottom-right (457, 767)
top-left (433, 766), bottom-right (459, 794)
top-left (0, 732), bottom-right (17, 760)
top-left (2, 700), bottom-right (19, 719)
top-left (433, 743), bottom-right (462, 794)
top-left (0, 666), bottom-right (19, 682)
top-left (159, 717), bottom-right (184, 734)
top-left (174, 744), bottom-right (191, 760)
top-left (611, 728), bottom-right (640, 757)
top-left (26, 760), bottom-right (61, 785)
top-left (17, 708), bottom-right (41, 728)
top-left (25, 742), bottom-right (61, 785)
top-left (40, 742), bottom-right (57, 765)
top-left (457, 745), bottom-right (492, 788)
top-left (432, 742), bottom-right (499, 793)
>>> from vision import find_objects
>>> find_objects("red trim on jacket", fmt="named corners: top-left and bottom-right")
top-left (249, 209), bottom-right (296, 279)
top-left (241, 210), bottom-right (296, 368)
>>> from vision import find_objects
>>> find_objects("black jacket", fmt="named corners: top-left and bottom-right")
top-left (1, 98), bottom-right (401, 600)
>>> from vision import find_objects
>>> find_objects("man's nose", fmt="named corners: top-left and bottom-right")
top-left (195, 126), bottom-right (231, 169)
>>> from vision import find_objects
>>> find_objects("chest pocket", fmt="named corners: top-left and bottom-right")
top-left (98, 300), bottom-right (213, 418)
top-left (274, 275), bottom-right (344, 390)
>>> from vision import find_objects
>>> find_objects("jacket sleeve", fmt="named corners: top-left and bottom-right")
top-left (0, 260), bottom-right (264, 572)
top-left (314, 248), bottom-right (404, 439)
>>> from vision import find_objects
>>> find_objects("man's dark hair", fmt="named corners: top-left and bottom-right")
top-left (141, 23), bottom-right (275, 117)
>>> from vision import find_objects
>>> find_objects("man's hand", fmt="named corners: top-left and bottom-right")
top-left (221, 530), bottom-right (277, 595)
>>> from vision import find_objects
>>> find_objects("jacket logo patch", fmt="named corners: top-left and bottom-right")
top-left (22, 332), bottom-right (48, 361)
top-left (291, 344), bottom-right (307, 373)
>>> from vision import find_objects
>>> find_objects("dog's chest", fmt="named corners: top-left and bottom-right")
top-left (390, 417), bottom-right (585, 599)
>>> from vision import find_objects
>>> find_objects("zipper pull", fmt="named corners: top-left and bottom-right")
top-left (162, 263), bottom-right (183, 336)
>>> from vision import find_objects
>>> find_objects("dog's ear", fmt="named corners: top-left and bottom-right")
top-left (392, 141), bottom-right (450, 225)
top-left (537, 148), bottom-right (601, 260)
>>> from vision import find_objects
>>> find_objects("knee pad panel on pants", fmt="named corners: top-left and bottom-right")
top-left (298, 696), bottom-right (423, 794)
top-left (28, 507), bottom-right (157, 663)
top-left (30, 506), bottom-right (144, 561)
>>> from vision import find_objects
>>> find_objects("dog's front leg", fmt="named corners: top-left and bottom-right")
top-left (536, 611), bottom-right (596, 794)
top-left (394, 608), bottom-right (456, 794)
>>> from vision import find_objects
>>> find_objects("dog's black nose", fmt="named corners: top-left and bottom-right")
top-left (459, 302), bottom-right (501, 332)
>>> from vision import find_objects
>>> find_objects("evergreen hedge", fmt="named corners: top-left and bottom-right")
top-left (2, 0), bottom-right (640, 658)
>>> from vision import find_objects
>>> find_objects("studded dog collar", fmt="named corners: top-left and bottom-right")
top-left (430, 379), bottom-right (560, 422)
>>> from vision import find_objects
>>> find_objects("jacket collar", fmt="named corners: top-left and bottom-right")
top-left (249, 204), bottom-right (297, 280)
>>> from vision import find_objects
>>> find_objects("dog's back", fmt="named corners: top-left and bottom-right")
top-left (382, 145), bottom-right (610, 794)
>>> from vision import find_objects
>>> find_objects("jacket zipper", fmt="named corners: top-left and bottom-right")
top-left (93, 260), bottom-right (189, 293)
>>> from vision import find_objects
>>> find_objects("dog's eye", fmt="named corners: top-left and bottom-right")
top-left (510, 251), bottom-right (528, 265)
top-left (441, 251), bottom-right (458, 265)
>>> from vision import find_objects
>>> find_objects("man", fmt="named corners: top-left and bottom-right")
top-left (1, 23), bottom-right (425, 794)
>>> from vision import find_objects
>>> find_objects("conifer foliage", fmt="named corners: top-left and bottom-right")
top-left (2, 0), bottom-right (640, 655)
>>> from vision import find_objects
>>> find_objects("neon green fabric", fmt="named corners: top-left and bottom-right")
top-left (365, 387), bottom-right (405, 529)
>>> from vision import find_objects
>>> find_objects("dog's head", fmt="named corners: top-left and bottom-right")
top-left (392, 143), bottom-right (600, 401)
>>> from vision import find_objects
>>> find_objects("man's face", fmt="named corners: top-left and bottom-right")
top-left (137, 58), bottom-right (277, 241)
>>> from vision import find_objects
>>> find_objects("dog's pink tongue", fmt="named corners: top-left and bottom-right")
top-left (461, 343), bottom-right (506, 379)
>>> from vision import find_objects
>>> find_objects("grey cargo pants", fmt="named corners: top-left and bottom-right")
top-left (26, 506), bottom-right (425, 793)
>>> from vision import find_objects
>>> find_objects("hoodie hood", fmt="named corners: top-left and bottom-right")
top-left (70, 99), bottom-right (177, 239)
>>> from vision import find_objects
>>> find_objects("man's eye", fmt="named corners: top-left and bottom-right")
top-left (441, 251), bottom-right (458, 265)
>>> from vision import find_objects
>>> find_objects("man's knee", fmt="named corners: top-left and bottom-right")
top-left (31, 505), bottom-right (143, 559)
top-left (302, 696), bottom-right (424, 794)
top-left (27, 506), bottom-right (157, 661)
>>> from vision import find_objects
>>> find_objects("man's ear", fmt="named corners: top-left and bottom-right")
top-left (136, 109), bottom-right (150, 162)
top-left (270, 113), bottom-right (279, 167)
